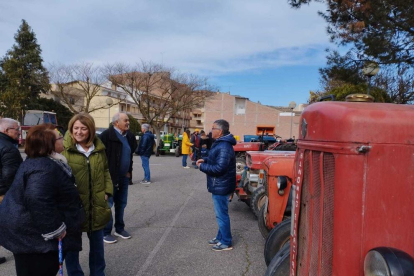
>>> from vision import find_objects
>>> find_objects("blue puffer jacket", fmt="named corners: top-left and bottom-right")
top-left (0, 157), bottom-right (85, 254)
top-left (199, 134), bottom-right (237, 195)
top-left (136, 131), bottom-right (155, 157)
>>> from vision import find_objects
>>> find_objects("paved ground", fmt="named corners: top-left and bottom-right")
top-left (0, 155), bottom-right (267, 276)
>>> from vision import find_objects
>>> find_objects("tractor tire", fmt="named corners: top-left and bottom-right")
top-left (264, 242), bottom-right (290, 276)
top-left (258, 204), bottom-right (270, 239)
top-left (242, 198), bottom-right (251, 207)
top-left (175, 146), bottom-right (181, 157)
top-left (264, 218), bottom-right (291, 266)
top-left (236, 157), bottom-right (246, 175)
top-left (251, 186), bottom-right (266, 217)
top-left (274, 143), bottom-right (297, 151)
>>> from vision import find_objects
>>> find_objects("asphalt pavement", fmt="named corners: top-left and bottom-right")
top-left (0, 154), bottom-right (266, 276)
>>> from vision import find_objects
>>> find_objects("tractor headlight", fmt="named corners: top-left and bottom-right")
top-left (364, 247), bottom-right (414, 276)
top-left (277, 176), bottom-right (287, 190)
top-left (258, 170), bottom-right (264, 185)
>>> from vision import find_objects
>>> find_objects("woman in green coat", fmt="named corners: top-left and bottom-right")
top-left (62, 113), bottom-right (113, 276)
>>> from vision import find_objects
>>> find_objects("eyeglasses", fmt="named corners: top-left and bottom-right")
top-left (7, 127), bottom-right (20, 132)
top-left (56, 136), bottom-right (64, 140)
top-left (212, 127), bottom-right (220, 130)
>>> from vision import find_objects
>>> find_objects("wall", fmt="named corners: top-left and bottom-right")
top-left (203, 92), bottom-right (300, 139)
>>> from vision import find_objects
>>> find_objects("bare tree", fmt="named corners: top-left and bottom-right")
top-left (49, 63), bottom-right (122, 114)
top-left (105, 61), bottom-right (214, 146)
top-left (374, 65), bottom-right (414, 104)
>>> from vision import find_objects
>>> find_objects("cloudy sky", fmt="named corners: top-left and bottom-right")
top-left (0, 0), bottom-right (331, 106)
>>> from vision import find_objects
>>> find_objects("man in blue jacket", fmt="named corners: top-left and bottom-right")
top-left (196, 119), bottom-right (236, 251)
top-left (135, 124), bottom-right (155, 185)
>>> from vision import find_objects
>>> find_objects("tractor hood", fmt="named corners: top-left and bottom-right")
top-left (300, 102), bottom-right (414, 144)
top-left (247, 150), bottom-right (294, 170)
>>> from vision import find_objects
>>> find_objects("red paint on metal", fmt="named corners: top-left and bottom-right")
top-left (262, 152), bottom-right (295, 229)
top-left (291, 101), bottom-right (414, 275)
top-left (233, 142), bottom-right (263, 152)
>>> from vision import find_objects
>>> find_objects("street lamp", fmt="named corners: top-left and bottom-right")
top-left (362, 62), bottom-right (380, 95)
top-left (288, 101), bottom-right (297, 139)
top-left (106, 98), bottom-right (113, 126)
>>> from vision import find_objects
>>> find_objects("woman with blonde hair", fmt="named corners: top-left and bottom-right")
top-left (63, 113), bottom-right (113, 276)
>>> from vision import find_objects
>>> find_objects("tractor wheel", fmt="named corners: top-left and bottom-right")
top-left (264, 218), bottom-right (291, 266)
top-left (258, 204), bottom-right (270, 239)
top-left (175, 146), bottom-right (181, 157)
top-left (264, 242), bottom-right (290, 276)
top-left (236, 157), bottom-right (246, 175)
top-left (274, 143), bottom-right (297, 151)
top-left (242, 198), bottom-right (251, 207)
top-left (251, 186), bottom-right (266, 217)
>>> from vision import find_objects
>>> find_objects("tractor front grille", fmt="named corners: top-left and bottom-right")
top-left (296, 151), bottom-right (335, 276)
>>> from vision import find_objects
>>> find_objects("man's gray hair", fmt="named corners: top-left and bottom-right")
top-left (112, 112), bottom-right (128, 124)
top-left (214, 119), bottom-right (230, 135)
top-left (142, 123), bottom-right (150, 131)
top-left (0, 118), bottom-right (20, 132)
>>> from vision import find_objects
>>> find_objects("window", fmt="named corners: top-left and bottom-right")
top-left (235, 98), bottom-right (246, 115)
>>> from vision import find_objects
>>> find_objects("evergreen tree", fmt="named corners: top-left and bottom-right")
top-left (127, 114), bottom-right (141, 136)
top-left (0, 19), bottom-right (50, 121)
top-left (289, 0), bottom-right (414, 65)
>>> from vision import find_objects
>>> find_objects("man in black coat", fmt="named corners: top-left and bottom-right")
top-left (99, 112), bottom-right (137, 244)
top-left (135, 124), bottom-right (155, 185)
top-left (0, 118), bottom-right (23, 200)
top-left (0, 118), bottom-right (23, 264)
top-left (196, 119), bottom-right (237, 251)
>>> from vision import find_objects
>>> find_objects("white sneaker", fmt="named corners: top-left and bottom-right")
top-left (183, 166), bottom-right (190, 169)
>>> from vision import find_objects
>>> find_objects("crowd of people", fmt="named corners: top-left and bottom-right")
top-left (0, 114), bottom-right (237, 276)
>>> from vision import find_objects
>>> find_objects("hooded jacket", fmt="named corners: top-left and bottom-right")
top-left (62, 134), bottom-right (113, 232)
top-left (0, 157), bottom-right (84, 253)
top-left (136, 131), bottom-right (155, 157)
top-left (199, 134), bottom-right (237, 195)
top-left (0, 132), bottom-right (23, 196)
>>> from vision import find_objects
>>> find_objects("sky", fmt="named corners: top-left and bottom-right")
top-left (0, 0), bottom-right (331, 107)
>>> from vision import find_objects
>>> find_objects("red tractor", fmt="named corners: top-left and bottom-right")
top-left (258, 151), bottom-right (295, 266)
top-left (236, 151), bottom-right (286, 216)
top-left (235, 128), bottom-right (297, 217)
top-left (234, 125), bottom-right (276, 174)
top-left (266, 98), bottom-right (414, 276)
top-left (234, 125), bottom-right (296, 175)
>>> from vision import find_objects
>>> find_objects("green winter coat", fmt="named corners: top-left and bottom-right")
top-left (62, 133), bottom-right (113, 232)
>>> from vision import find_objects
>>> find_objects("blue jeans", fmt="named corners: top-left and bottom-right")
top-left (212, 194), bottom-right (232, 246)
top-left (104, 176), bottom-right (129, 235)
top-left (141, 156), bottom-right (150, 181)
top-left (65, 230), bottom-right (105, 276)
top-left (182, 154), bottom-right (188, 167)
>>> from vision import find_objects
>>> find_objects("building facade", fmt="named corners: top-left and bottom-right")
top-left (198, 92), bottom-right (302, 140)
